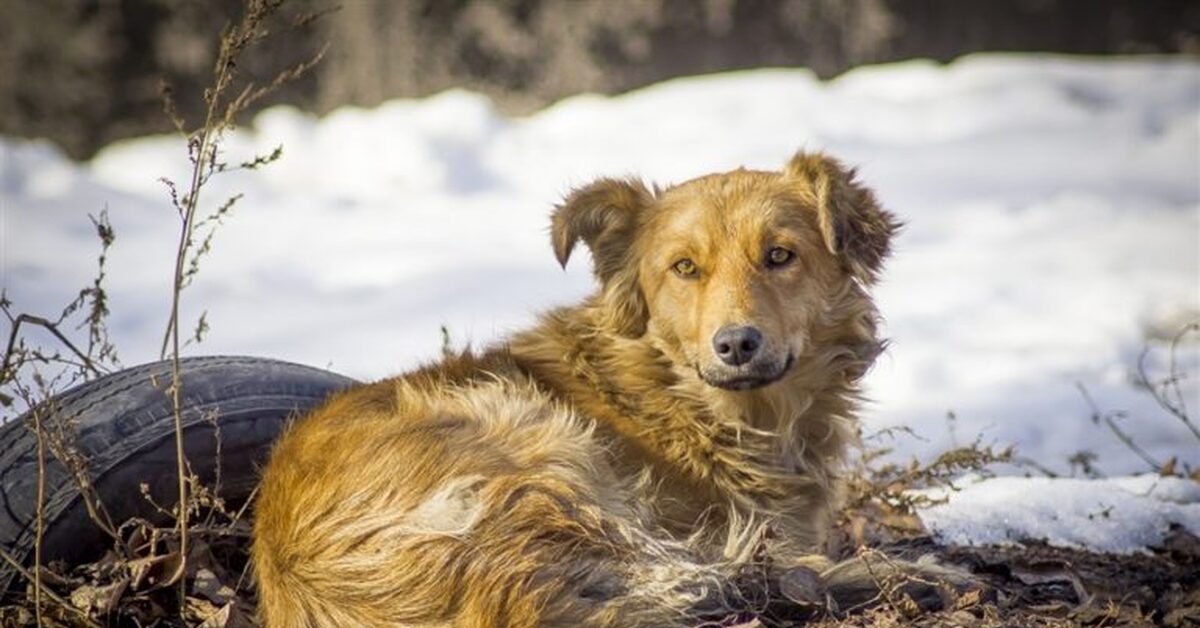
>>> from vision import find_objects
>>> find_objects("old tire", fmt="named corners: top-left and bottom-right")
top-left (0, 355), bottom-right (356, 594)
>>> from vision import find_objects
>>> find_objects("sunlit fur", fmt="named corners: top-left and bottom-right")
top-left (253, 152), bottom-right (915, 627)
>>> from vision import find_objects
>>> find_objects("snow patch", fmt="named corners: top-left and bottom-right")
top-left (916, 474), bottom-right (1200, 554)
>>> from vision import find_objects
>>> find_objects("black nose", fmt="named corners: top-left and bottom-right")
top-left (712, 325), bottom-right (763, 366)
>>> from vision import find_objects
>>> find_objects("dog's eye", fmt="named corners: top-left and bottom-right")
top-left (766, 247), bottom-right (795, 268)
top-left (672, 258), bottom-right (699, 278)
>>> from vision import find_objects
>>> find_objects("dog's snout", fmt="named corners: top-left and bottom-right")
top-left (712, 325), bottom-right (763, 366)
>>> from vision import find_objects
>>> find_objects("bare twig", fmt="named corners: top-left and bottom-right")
top-left (32, 407), bottom-right (45, 628)
top-left (229, 483), bottom-right (260, 534)
top-left (840, 427), bottom-right (1013, 551)
top-left (1135, 323), bottom-right (1200, 442)
top-left (0, 314), bottom-right (103, 385)
top-left (0, 548), bottom-right (104, 628)
top-left (202, 408), bottom-right (224, 530)
top-left (1010, 455), bottom-right (1060, 478)
top-left (7, 378), bottom-right (122, 544)
top-left (152, 1), bottom-right (327, 612)
top-left (79, 210), bottom-right (120, 374)
top-left (1076, 382), bottom-right (1162, 472)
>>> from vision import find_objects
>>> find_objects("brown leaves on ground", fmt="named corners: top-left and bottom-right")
top-left (826, 526), bottom-right (1200, 627)
top-left (813, 437), bottom-right (1200, 627)
top-left (2, 443), bottom-right (1197, 626)
top-left (2, 511), bottom-right (1198, 627)
top-left (0, 504), bottom-right (258, 628)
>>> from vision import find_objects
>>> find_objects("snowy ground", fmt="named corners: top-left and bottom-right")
top-left (2, 54), bottom-right (1198, 552)
top-left (916, 473), bottom-right (1200, 553)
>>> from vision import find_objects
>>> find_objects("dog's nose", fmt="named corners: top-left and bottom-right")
top-left (712, 325), bottom-right (762, 366)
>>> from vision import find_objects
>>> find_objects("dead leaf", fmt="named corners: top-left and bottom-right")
top-left (32, 564), bottom-right (75, 589)
top-left (122, 518), bottom-right (151, 553)
top-left (954, 587), bottom-right (983, 610)
top-left (186, 595), bottom-right (221, 624)
top-left (895, 591), bottom-right (922, 619)
top-left (191, 599), bottom-right (233, 628)
top-left (1161, 456), bottom-right (1177, 477)
top-left (1164, 603), bottom-right (1200, 627)
top-left (193, 568), bottom-right (236, 605)
top-left (128, 551), bottom-right (184, 590)
top-left (69, 578), bottom-right (128, 615)
top-left (183, 536), bottom-right (222, 581)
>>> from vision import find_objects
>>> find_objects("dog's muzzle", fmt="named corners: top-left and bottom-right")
top-left (699, 352), bottom-right (795, 391)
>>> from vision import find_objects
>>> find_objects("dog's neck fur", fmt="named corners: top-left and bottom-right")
top-left (507, 282), bottom-right (881, 533)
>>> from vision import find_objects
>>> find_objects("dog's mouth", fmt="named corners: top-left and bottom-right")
top-left (698, 354), bottom-right (795, 391)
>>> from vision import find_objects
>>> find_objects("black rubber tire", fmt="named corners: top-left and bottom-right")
top-left (0, 355), bottom-right (356, 594)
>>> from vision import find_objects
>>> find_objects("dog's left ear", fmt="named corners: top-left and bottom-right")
top-left (783, 152), bottom-right (901, 284)
top-left (551, 177), bottom-right (654, 337)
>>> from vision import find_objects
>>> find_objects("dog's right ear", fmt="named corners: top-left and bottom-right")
top-left (551, 178), bottom-right (654, 336)
top-left (552, 177), bottom-right (653, 277)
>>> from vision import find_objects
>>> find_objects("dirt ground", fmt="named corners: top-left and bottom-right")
top-left (815, 528), bottom-right (1200, 627)
top-left (2, 513), bottom-right (1196, 627)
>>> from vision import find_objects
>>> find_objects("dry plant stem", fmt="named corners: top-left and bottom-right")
top-left (160, 26), bottom-right (228, 595)
top-left (229, 483), bottom-right (259, 532)
top-left (1075, 382), bottom-right (1162, 472)
top-left (0, 314), bottom-right (102, 384)
top-left (1103, 414), bottom-right (1162, 472)
top-left (0, 548), bottom-right (103, 628)
top-left (157, 1), bottom-right (320, 608)
top-left (165, 203), bottom-right (196, 591)
top-left (32, 408), bottom-right (45, 628)
top-left (1138, 323), bottom-right (1200, 442)
top-left (12, 381), bottom-right (121, 543)
top-left (1011, 456), bottom-right (1059, 478)
top-left (202, 409), bottom-right (224, 530)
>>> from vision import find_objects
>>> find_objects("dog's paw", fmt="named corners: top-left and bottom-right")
top-left (821, 553), bottom-right (992, 615)
top-left (777, 565), bottom-right (825, 606)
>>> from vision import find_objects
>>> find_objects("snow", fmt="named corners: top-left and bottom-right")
top-left (915, 473), bottom-right (1200, 554)
top-left (2, 53), bottom-right (1198, 552)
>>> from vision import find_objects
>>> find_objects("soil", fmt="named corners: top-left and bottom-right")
top-left (3, 522), bottom-right (1196, 627)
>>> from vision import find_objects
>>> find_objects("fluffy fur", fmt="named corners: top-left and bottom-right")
top-left (252, 152), bottom-right (954, 627)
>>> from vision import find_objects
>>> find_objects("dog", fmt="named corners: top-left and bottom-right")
top-left (252, 151), bottom-right (966, 627)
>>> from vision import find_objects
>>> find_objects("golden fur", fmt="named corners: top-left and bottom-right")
top-left (252, 152), bottom-right (950, 627)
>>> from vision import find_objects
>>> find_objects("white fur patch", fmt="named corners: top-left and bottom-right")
top-left (401, 475), bottom-right (487, 536)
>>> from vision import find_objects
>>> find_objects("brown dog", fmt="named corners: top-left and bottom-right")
top-left (252, 152), bottom-right (956, 626)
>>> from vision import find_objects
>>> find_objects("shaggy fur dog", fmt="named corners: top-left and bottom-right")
top-left (252, 152), bottom-right (953, 627)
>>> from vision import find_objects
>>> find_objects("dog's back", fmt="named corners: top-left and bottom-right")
top-left (253, 352), bottom-right (735, 627)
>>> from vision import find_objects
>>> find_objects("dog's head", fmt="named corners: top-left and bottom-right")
top-left (552, 152), bottom-right (899, 391)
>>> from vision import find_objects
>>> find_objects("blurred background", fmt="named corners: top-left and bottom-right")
top-left (2, 0), bottom-right (1197, 160)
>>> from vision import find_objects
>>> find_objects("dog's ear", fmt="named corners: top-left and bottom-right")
top-left (783, 152), bottom-right (901, 284)
top-left (551, 178), bottom-right (654, 336)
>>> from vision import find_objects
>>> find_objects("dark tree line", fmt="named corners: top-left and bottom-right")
top-left (2, 0), bottom-right (1196, 160)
